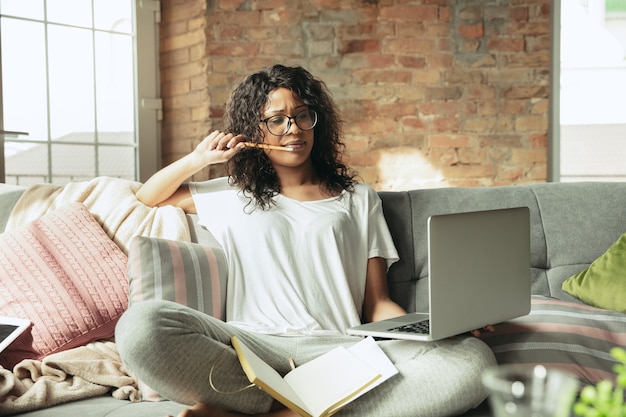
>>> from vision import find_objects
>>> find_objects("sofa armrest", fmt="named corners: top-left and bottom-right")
top-left (0, 184), bottom-right (25, 232)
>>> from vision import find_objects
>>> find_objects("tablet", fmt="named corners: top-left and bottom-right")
top-left (0, 316), bottom-right (30, 353)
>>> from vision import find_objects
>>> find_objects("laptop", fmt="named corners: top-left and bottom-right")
top-left (347, 207), bottom-right (531, 341)
top-left (0, 316), bottom-right (30, 353)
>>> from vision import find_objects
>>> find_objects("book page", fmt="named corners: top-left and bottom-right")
top-left (284, 344), bottom-right (381, 417)
top-left (232, 337), bottom-right (312, 416)
top-left (347, 336), bottom-right (398, 389)
top-left (233, 336), bottom-right (397, 417)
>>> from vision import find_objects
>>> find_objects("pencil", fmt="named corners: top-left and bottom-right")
top-left (242, 142), bottom-right (293, 152)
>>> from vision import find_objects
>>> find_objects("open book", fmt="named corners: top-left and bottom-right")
top-left (231, 336), bottom-right (397, 417)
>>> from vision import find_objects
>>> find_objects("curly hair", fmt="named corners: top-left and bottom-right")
top-left (224, 64), bottom-right (357, 210)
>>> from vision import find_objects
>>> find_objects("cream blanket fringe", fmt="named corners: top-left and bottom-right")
top-left (0, 341), bottom-right (140, 416)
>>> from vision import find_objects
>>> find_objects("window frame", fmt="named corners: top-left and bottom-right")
top-left (548, 0), bottom-right (561, 182)
top-left (550, 0), bottom-right (626, 183)
top-left (0, 0), bottom-right (161, 184)
top-left (135, 0), bottom-right (161, 182)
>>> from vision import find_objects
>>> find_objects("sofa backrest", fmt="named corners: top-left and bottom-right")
top-left (379, 182), bottom-right (626, 313)
top-left (3, 181), bottom-right (626, 314)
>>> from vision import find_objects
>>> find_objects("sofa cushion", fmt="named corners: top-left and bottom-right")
top-left (479, 296), bottom-right (626, 385)
top-left (561, 232), bottom-right (626, 313)
top-left (0, 203), bottom-right (129, 368)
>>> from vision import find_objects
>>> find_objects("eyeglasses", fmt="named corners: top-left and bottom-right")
top-left (260, 109), bottom-right (318, 136)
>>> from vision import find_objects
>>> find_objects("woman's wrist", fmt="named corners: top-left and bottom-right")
top-left (184, 150), bottom-right (214, 175)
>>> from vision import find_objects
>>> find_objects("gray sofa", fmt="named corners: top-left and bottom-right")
top-left (2, 180), bottom-right (626, 417)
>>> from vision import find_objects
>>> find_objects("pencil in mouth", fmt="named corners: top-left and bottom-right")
top-left (242, 142), bottom-right (294, 152)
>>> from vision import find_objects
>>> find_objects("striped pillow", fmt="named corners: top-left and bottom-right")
top-left (479, 296), bottom-right (626, 384)
top-left (126, 236), bottom-right (228, 402)
top-left (127, 236), bottom-right (227, 320)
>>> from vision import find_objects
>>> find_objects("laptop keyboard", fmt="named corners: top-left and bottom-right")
top-left (388, 319), bottom-right (430, 334)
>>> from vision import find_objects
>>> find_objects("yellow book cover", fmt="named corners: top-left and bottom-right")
top-left (231, 336), bottom-right (397, 417)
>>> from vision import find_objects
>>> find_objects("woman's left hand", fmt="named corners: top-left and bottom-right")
top-left (470, 325), bottom-right (495, 337)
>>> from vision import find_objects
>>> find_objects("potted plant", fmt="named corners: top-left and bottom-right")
top-left (573, 347), bottom-right (626, 417)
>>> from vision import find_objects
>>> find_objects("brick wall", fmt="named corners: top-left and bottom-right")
top-left (159, 0), bottom-right (551, 190)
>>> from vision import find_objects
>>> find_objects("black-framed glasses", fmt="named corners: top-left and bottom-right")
top-left (260, 109), bottom-right (318, 136)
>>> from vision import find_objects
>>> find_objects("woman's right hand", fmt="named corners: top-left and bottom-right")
top-left (192, 130), bottom-right (246, 166)
top-left (136, 131), bottom-right (245, 209)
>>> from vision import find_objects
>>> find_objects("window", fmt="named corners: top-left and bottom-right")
top-left (551, 0), bottom-right (626, 182)
top-left (0, 0), bottom-right (160, 185)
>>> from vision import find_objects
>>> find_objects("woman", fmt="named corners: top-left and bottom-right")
top-left (115, 64), bottom-right (495, 417)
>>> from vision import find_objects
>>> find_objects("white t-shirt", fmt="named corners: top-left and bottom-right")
top-left (190, 177), bottom-right (399, 336)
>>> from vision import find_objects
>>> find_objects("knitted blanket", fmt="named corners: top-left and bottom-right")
top-left (5, 176), bottom-right (190, 253)
top-left (0, 177), bottom-right (190, 414)
top-left (0, 341), bottom-right (139, 416)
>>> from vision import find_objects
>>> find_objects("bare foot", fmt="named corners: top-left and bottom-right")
top-left (172, 403), bottom-right (237, 417)
top-left (171, 402), bottom-right (297, 417)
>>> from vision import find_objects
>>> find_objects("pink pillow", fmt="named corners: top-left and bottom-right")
top-left (0, 203), bottom-right (129, 368)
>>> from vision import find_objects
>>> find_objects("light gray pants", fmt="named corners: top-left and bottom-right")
top-left (115, 300), bottom-right (496, 417)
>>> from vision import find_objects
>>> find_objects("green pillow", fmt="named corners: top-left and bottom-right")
top-left (562, 232), bottom-right (626, 312)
